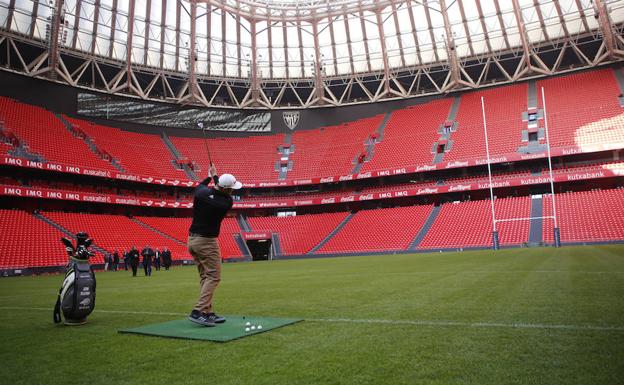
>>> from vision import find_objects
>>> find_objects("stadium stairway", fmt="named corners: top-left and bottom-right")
top-left (234, 234), bottom-right (252, 258)
top-left (130, 218), bottom-right (187, 245)
top-left (352, 113), bottom-right (392, 174)
top-left (161, 132), bottom-right (198, 180)
top-left (308, 213), bottom-right (355, 254)
top-left (408, 205), bottom-right (441, 250)
top-left (34, 212), bottom-right (109, 256)
top-left (527, 79), bottom-right (538, 109)
top-left (56, 113), bottom-right (126, 173)
top-left (277, 133), bottom-right (294, 180)
top-left (271, 233), bottom-right (283, 255)
top-left (432, 97), bottom-right (460, 164)
top-left (237, 214), bottom-right (252, 232)
top-left (529, 195), bottom-right (544, 245)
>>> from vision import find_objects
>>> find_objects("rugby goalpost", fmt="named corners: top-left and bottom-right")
top-left (481, 87), bottom-right (561, 250)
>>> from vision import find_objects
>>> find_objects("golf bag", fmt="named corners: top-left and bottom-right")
top-left (53, 232), bottom-right (97, 325)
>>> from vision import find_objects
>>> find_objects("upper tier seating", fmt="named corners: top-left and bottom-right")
top-left (42, 211), bottom-right (191, 261)
top-left (444, 83), bottom-right (528, 161)
top-left (361, 99), bottom-right (452, 171)
top-left (0, 209), bottom-right (71, 268)
top-left (171, 134), bottom-right (285, 183)
top-left (286, 115), bottom-right (383, 179)
top-left (247, 212), bottom-right (349, 254)
top-left (317, 205), bottom-right (434, 254)
top-left (0, 97), bottom-right (117, 171)
top-left (134, 216), bottom-right (243, 259)
top-left (542, 188), bottom-right (624, 243)
top-left (537, 69), bottom-right (623, 148)
top-left (65, 117), bottom-right (187, 179)
top-left (419, 196), bottom-right (531, 249)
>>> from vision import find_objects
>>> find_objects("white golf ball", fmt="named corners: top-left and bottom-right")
top-left (245, 321), bottom-right (251, 326)
top-left (250, 325), bottom-right (256, 330)
top-left (257, 325), bottom-right (263, 330)
top-left (245, 327), bottom-right (250, 332)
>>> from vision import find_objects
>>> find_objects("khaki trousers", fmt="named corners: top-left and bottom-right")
top-left (188, 236), bottom-right (221, 314)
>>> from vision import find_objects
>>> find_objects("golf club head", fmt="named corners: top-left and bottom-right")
top-left (61, 237), bottom-right (75, 256)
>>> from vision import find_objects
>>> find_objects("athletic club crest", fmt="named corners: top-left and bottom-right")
top-left (283, 111), bottom-right (300, 130)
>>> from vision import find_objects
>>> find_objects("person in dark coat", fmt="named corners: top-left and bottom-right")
top-left (162, 248), bottom-right (172, 270)
top-left (130, 246), bottom-right (140, 277)
top-left (123, 250), bottom-right (129, 271)
top-left (141, 245), bottom-right (154, 276)
top-left (154, 249), bottom-right (161, 271)
top-left (112, 250), bottom-right (120, 271)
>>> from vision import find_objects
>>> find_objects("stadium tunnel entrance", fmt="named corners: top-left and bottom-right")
top-left (242, 232), bottom-right (273, 261)
top-left (246, 239), bottom-right (272, 261)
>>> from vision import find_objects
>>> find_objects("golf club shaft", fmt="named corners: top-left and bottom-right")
top-left (200, 127), bottom-right (213, 166)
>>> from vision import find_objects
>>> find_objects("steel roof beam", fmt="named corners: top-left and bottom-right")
top-left (422, 0), bottom-right (439, 63)
top-left (30, 0), bottom-right (40, 39)
top-left (375, 7), bottom-right (390, 96)
top-left (439, 0), bottom-right (467, 89)
top-left (405, 0), bottom-right (422, 65)
top-left (512, 0), bottom-right (549, 77)
top-left (144, 0), bottom-right (152, 66)
top-left (531, 0), bottom-right (550, 41)
top-left (311, 12), bottom-right (325, 101)
top-left (456, 0), bottom-right (474, 58)
top-left (474, 0), bottom-right (493, 55)
top-left (594, 0), bottom-right (620, 59)
top-left (493, 0), bottom-right (511, 50)
top-left (343, 9), bottom-right (356, 75)
top-left (390, 1), bottom-right (406, 68)
top-left (360, 9), bottom-right (372, 73)
top-left (90, 0), bottom-right (100, 55)
top-left (108, 0), bottom-right (118, 59)
top-left (47, 0), bottom-right (65, 80)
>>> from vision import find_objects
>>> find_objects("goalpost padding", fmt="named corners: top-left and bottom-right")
top-left (119, 315), bottom-right (303, 342)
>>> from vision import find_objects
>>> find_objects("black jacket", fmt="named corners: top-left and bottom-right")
top-left (189, 175), bottom-right (233, 237)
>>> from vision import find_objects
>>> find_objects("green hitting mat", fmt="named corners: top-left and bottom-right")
top-left (119, 315), bottom-right (302, 342)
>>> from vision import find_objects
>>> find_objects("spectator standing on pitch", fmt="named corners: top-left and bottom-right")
top-left (154, 249), bottom-right (161, 271)
top-left (112, 250), bottom-right (120, 271)
top-left (103, 252), bottom-right (110, 271)
top-left (141, 245), bottom-right (154, 276)
top-left (130, 246), bottom-right (140, 277)
top-left (123, 250), bottom-right (129, 270)
top-left (187, 163), bottom-right (241, 327)
top-left (162, 248), bottom-right (172, 270)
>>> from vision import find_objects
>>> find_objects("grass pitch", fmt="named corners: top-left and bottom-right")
top-left (1, 245), bottom-right (623, 385)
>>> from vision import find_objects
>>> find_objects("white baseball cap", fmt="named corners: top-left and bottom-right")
top-left (218, 173), bottom-right (242, 190)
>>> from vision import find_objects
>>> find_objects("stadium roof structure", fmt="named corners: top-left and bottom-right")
top-left (0, 0), bottom-right (623, 109)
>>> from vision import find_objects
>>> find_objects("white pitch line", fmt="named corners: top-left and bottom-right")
top-left (1, 306), bottom-right (623, 332)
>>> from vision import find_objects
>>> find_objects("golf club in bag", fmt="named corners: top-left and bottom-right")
top-left (53, 232), bottom-right (96, 325)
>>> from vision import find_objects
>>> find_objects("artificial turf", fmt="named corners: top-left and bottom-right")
top-left (0, 245), bottom-right (623, 385)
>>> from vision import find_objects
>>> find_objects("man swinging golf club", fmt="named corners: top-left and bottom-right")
top-left (188, 162), bottom-right (242, 327)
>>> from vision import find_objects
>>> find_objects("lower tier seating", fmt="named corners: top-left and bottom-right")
top-left (543, 188), bottom-right (624, 243)
top-left (0, 209), bottom-right (70, 268)
top-left (418, 196), bottom-right (531, 249)
top-left (41, 212), bottom-right (192, 262)
top-left (247, 212), bottom-right (349, 255)
top-left (318, 205), bottom-right (434, 253)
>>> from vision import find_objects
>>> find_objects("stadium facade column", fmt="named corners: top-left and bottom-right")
top-left (47, 0), bottom-right (65, 80)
